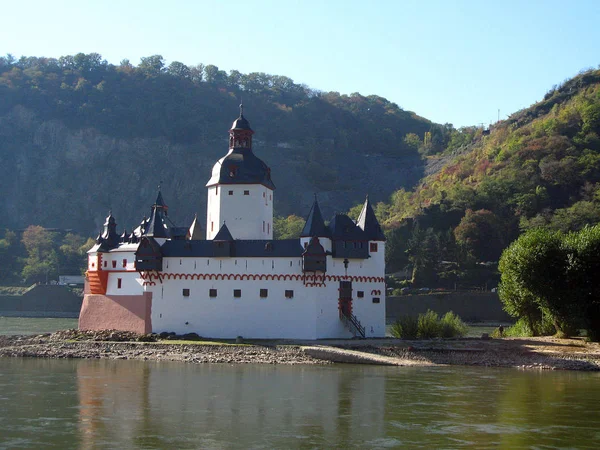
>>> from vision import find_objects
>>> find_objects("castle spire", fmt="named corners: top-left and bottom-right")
top-left (145, 187), bottom-right (170, 238)
top-left (301, 195), bottom-right (330, 237)
top-left (229, 104), bottom-right (254, 150)
top-left (98, 211), bottom-right (120, 249)
top-left (356, 196), bottom-right (386, 241)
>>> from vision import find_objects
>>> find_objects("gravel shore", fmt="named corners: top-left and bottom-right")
top-left (1, 330), bottom-right (599, 371)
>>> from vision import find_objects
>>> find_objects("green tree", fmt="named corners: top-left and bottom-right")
top-left (454, 209), bottom-right (505, 262)
top-left (498, 228), bottom-right (575, 336)
top-left (138, 55), bottom-right (165, 76)
top-left (59, 233), bottom-right (89, 275)
top-left (21, 225), bottom-right (59, 283)
top-left (274, 215), bottom-right (305, 239)
top-left (564, 225), bottom-right (600, 340)
top-left (0, 230), bottom-right (20, 283)
top-left (407, 225), bottom-right (439, 286)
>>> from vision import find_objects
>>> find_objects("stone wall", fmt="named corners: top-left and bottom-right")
top-left (0, 285), bottom-right (82, 318)
top-left (386, 293), bottom-right (513, 323)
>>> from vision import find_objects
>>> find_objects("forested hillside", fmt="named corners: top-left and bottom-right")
top-left (0, 53), bottom-right (433, 234)
top-left (378, 68), bottom-right (600, 289)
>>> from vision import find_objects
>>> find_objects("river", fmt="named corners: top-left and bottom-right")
top-left (1, 358), bottom-right (599, 449)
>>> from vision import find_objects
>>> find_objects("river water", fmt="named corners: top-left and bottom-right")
top-left (1, 358), bottom-right (599, 449)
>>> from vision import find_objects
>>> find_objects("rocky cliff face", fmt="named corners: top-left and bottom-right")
top-left (0, 106), bottom-right (425, 235)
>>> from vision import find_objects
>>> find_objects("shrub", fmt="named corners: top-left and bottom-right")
top-left (418, 310), bottom-right (441, 338)
top-left (390, 315), bottom-right (419, 339)
top-left (391, 310), bottom-right (467, 339)
top-left (491, 318), bottom-right (533, 338)
top-left (439, 311), bottom-right (468, 338)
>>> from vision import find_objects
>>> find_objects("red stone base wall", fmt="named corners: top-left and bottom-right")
top-left (79, 293), bottom-right (152, 334)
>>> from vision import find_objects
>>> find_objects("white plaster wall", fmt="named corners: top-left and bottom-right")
top-left (91, 235), bottom-right (386, 339)
top-left (206, 184), bottom-right (273, 240)
top-left (106, 272), bottom-right (144, 296)
top-left (152, 251), bottom-right (386, 339)
top-left (206, 185), bottom-right (220, 238)
top-left (150, 278), bottom-right (318, 339)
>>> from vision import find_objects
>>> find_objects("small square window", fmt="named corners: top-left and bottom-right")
top-left (209, 289), bottom-right (217, 297)
top-left (244, 190), bottom-right (250, 195)
top-left (117, 278), bottom-right (122, 289)
top-left (234, 289), bottom-right (241, 298)
top-left (285, 290), bottom-right (294, 299)
top-left (260, 289), bottom-right (268, 298)
top-left (372, 297), bottom-right (380, 304)
top-left (183, 289), bottom-right (190, 297)
top-left (357, 291), bottom-right (364, 298)
top-left (112, 260), bottom-right (117, 268)
top-left (228, 190), bottom-right (233, 195)
top-left (91, 262), bottom-right (95, 268)
top-left (370, 243), bottom-right (378, 252)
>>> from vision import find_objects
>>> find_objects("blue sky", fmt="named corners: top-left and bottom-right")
top-left (2, 0), bottom-right (599, 127)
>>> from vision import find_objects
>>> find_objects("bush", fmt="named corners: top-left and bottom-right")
top-left (390, 310), bottom-right (467, 339)
top-left (390, 315), bottom-right (419, 339)
top-left (418, 310), bottom-right (441, 338)
top-left (439, 311), bottom-right (468, 338)
top-left (490, 317), bottom-right (557, 338)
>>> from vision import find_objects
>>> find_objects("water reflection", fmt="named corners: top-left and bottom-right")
top-left (1, 358), bottom-right (600, 449)
top-left (76, 361), bottom-right (387, 449)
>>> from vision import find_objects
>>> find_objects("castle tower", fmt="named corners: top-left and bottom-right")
top-left (205, 106), bottom-right (275, 240)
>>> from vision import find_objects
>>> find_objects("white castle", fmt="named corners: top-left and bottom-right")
top-left (80, 108), bottom-right (386, 339)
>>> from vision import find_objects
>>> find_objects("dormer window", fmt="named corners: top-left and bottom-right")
top-left (265, 242), bottom-right (272, 252)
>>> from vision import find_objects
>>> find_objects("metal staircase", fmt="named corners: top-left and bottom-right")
top-left (341, 311), bottom-right (366, 338)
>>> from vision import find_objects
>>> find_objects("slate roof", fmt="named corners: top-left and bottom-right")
top-left (356, 196), bottom-right (386, 241)
top-left (97, 211), bottom-right (120, 250)
top-left (205, 148), bottom-right (275, 189)
top-left (213, 223), bottom-right (234, 241)
top-left (154, 191), bottom-right (167, 209)
top-left (231, 114), bottom-right (252, 130)
top-left (145, 205), bottom-right (169, 238)
top-left (188, 214), bottom-right (203, 240)
top-left (300, 196), bottom-right (330, 237)
top-left (328, 214), bottom-right (368, 240)
top-left (206, 110), bottom-right (275, 189)
top-left (160, 239), bottom-right (303, 258)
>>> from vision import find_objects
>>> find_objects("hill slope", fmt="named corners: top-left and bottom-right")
top-left (379, 68), bottom-right (600, 284)
top-left (0, 54), bottom-right (431, 233)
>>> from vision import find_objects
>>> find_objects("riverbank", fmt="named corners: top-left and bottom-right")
top-left (1, 330), bottom-right (599, 370)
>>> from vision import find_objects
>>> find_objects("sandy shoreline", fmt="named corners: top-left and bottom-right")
top-left (1, 330), bottom-right (599, 371)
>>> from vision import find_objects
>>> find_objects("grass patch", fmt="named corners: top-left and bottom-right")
top-left (391, 310), bottom-right (468, 339)
top-left (0, 286), bottom-right (28, 296)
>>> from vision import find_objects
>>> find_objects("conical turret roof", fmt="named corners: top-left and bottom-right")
top-left (301, 195), bottom-right (330, 237)
top-left (188, 214), bottom-right (203, 240)
top-left (356, 196), bottom-right (386, 241)
top-left (213, 222), bottom-right (234, 241)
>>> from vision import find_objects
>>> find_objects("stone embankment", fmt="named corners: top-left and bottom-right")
top-left (1, 330), bottom-right (600, 371)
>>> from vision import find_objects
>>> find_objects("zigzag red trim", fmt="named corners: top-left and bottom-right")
top-left (139, 271), bottom-right (385, 283)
